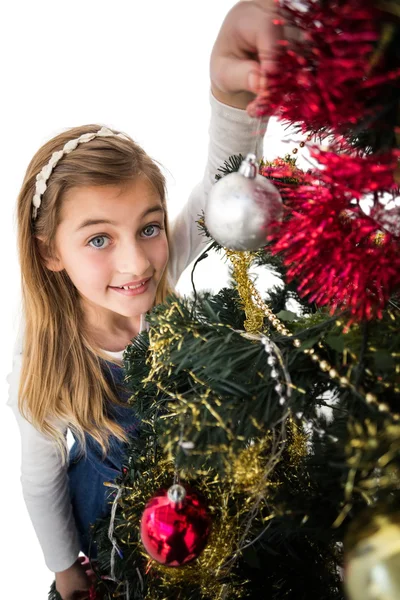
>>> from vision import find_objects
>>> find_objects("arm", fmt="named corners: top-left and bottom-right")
top-left (8, 348), bottom-right (94, 598)
top-left (7, 342), bottom-right (83, 578)
top-left (168, 1), bottom-right (280, 286)
top-left (11, 406), bottom-right (81, 572)
top-left (168, 94), bottom-right (265, 286)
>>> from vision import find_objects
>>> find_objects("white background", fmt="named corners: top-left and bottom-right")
top-left (0, 1), bottom-right (299, 597)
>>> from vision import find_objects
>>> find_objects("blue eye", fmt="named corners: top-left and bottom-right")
top-left (142, 224), bottom-right (162, 238)
top-left (89, 235), bottom-right (110, 249)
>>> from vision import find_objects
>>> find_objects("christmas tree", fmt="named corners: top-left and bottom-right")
top-left (50, 1), bottom-right (400, 598)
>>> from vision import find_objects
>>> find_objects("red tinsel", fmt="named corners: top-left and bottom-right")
top-left (248, 0), bottom-right (400, 137)
top-left (266, 150), bottom-right (400, 321)
top-left (246, 0), bottom-right (400, 321)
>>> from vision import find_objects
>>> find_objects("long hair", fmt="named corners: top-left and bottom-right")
top-left (17, 125), bottom-right (173, 460)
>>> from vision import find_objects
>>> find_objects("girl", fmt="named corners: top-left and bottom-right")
top-left (7, 2), bottom-right (280, 598)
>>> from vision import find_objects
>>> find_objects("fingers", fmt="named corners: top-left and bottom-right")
top-left (213, 56), bottom-right (262, 94)
top-left (252, 0), bottom-right (302, 53)
top-left (210, 0), bottom-right (288, 103)
top-left (78, 555), bottom-right (95, 580)
top-left (212, 18), bottom-right (283, 94)
top-left (234, 2), bottom-right (284, 90)
top-left (86, 569), bottom-right (96, 582)
top-left (247, 3), bottom-right (284, 74)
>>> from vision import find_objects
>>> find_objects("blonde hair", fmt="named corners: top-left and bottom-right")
top-left (17, 124), bottom-right (173, 459)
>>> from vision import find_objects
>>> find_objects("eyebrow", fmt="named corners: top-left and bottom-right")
top-left (76, 205), bottom-right (164, 231)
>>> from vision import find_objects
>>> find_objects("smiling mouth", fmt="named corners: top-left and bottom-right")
top-left (109, 277), bottom-right (151, 291)
top-left (114, 282), bottom-right (147, 290)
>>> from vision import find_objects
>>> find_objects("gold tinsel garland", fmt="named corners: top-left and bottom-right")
top-left (225, 250), bottom-right (265, 334)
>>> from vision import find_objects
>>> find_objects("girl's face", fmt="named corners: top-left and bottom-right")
top-left (50, 177), bottom-right (169, 326)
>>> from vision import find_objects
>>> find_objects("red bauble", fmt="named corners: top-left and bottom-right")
top-left (89, 586), bottom-right (97, 600)
top-left (140, 484), bottom-right (211, 566)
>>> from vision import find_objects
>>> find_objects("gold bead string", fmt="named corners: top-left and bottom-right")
top-left (290, 133), bottom-right (313, 155)
top-left (240, 269), bottom-right (398, 420)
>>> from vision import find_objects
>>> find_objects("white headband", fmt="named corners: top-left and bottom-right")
top-left (32, 126), bottom-right (129, 220)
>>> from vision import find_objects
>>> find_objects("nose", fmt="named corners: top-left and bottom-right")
top-left (116, 238), bottom-right (151, 278)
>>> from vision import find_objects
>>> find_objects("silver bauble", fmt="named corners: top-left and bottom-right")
top-left (205, 153), bottom-right (283, 251)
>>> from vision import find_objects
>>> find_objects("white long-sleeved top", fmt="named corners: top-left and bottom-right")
top-left (7, 93), bottom-right (265, 573)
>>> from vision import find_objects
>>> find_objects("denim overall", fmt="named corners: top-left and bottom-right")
top-left (68, 360), bottom-right (139, 557)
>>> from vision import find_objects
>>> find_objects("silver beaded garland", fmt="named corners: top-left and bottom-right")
top-left (261, 336), bottom-right (290, 406)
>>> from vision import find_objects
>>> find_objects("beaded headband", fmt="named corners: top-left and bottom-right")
top-left (32, 126), bottom-right (129, 220)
